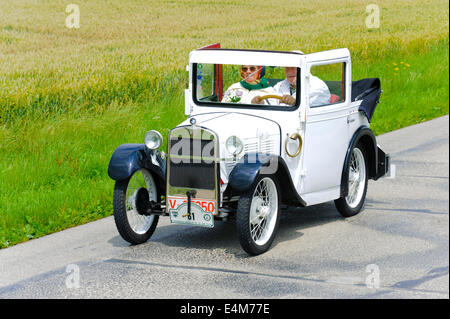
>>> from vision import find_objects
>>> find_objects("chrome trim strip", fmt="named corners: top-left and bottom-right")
top-left (168, 155), bottom-right (220, 162)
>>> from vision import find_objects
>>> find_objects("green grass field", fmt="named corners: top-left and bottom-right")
top-left (0, 0), bottom-right (448, 248)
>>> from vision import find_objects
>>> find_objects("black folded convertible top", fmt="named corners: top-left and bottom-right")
top-left (352, 78), bottom-right (381, 122)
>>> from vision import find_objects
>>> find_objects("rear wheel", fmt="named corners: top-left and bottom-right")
top-left (335, 143), bottom-right (368, 217)
top-left (113, 168), bottom-right (159, 244)
top-left (236, 175), bottom-right (281, 255)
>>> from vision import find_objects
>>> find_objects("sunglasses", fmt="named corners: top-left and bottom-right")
top-left (241, 66), bottom-right (258, 72)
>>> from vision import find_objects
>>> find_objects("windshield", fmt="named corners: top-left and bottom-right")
top-left (193, 63), bottom-right (300, 109)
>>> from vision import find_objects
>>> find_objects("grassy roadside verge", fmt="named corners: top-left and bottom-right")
top-left (363, 40), bottom-right (449, 134)
top-left (0, 96), bottom-right (186, 248)
top-left (1, 40), bottom-right (448, 248)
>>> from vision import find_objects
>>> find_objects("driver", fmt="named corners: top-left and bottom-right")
top-left (221, 65), bottom-right (279, 105)
top-left (275, 66), bottom-right (330, 106)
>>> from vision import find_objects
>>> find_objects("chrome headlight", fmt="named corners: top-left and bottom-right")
top-left (144, 130), bottom-right (163, 150)
top-left (226, 136), bottom-right (243, 155)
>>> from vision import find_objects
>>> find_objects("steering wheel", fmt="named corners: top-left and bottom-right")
top-left (252, 95), bottom-right (283, 104)
top-left (257, 95), bottom-right (283, 101)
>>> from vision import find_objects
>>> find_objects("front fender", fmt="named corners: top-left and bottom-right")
top-left (108, 144), bottom-right (145, 181)
top-left (228, 153), bottom-right (274, 192)
top-left (228, 153), bottom-right (306, 206)
top-left (107, 144), bottom-right (166, 189)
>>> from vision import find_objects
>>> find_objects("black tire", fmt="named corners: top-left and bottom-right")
top-left (335, 143), bottom-right (368, 217)
top-left (236, 174), bottom-right (281, 255)
top-left (113, 169), bottom-right (159, 245)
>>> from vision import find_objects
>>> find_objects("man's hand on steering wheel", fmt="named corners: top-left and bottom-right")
top-left (281, 94), bottom-right (296, 106)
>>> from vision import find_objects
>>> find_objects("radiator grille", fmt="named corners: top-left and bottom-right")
top-left (168, 136), bottom-right (216, 190)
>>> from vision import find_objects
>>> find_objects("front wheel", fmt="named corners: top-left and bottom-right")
top-left (335, 143), bottom-right (368, 217)
top-left (113, 168), bottom-right (159, 244)
top-left (236, 175), bottom-right (281, 255)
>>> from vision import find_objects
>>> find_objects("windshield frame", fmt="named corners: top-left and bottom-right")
top-left (192, 63), bottom-right (301, 111)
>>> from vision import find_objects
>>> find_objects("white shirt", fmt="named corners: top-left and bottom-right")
top-left (274, 76), bottom-right (331, 107)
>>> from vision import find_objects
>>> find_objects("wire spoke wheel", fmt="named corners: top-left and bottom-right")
top-left (126, 169), bottom-right (157, 234)
top-left (113, 169), bottom-right (159, 244)
top-left (249, 178), bottom-right (278, 246)
top-left (237, 175), bottom-right (280, 255)
top-left (345, 148), bottom-right (366, 208)
top-left (335, 143), bottom-right (368, 217)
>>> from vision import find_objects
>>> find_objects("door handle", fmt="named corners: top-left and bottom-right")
top-left (285, 133), bottom-right (303, 158)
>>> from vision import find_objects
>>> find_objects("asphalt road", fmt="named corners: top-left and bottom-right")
top-left (0, 116), bottom-right (448, 299)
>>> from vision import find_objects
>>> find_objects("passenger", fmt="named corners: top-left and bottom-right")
top-left (274, 67), bottom-right (331, 107)
top-left (221, 65), bottom-right (279, 105)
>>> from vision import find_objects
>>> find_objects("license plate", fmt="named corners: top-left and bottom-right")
top-left (167, 196), bottom-right (215, 228)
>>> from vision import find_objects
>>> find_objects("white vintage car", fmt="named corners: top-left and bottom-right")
top-left (108, 44), bottom-right (389, 255)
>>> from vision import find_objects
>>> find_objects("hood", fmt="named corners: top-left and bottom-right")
top-left (177, 112), bottom-right (281, 158)
top-left (179, 112), bottom-right (280, 140)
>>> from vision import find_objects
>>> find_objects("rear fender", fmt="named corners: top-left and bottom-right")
top-left (341, 126), bottom-right (386, 197)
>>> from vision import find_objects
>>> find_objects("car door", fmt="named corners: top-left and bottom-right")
top-left (299, 57), bottom-right (352, 205)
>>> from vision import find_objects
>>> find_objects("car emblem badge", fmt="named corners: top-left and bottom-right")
top-left (190, 117), bottom-right (196, 125)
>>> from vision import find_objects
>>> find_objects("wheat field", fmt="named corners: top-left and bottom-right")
top-left (0, 0), bottom-right (448, 120)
